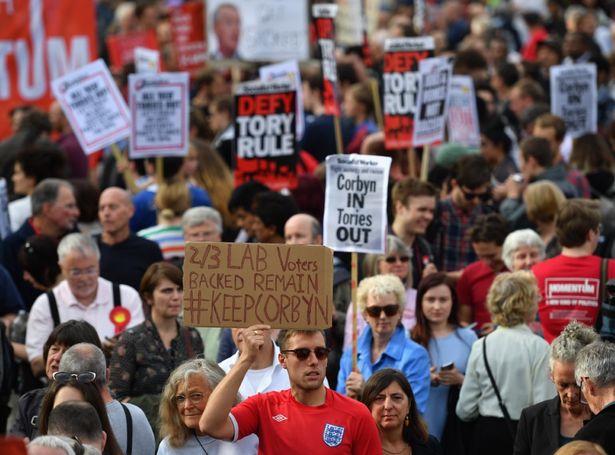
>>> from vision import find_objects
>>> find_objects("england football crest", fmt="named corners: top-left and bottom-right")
top-left (323, 423), bottom-right (345, 447)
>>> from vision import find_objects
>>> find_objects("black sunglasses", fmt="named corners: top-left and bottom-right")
top-left (461, 187), bottom-right (491, 202)
top-left (384, 255), bottom-right (410, 264)
top-left (365, 304), bottom-right (400, 318)
top-left (52, 371), bottom-right (97, 384)
top-left (282, 347), bottom-right (331, 361)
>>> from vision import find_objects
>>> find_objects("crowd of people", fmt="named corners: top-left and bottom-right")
top-left (4, 0), bottom-right (615, 454)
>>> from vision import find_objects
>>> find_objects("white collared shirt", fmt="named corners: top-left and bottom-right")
top-left (26, 277), bottom-right (144, 361)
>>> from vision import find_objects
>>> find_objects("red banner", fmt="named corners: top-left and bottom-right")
top-left (383, 37), bottom-right (434, 149)
top-left (0, 0), bottom-right (98, 140)
top-left (312, 5), bottom-right (340, 117)
top-left (234, 80), bottom-right (298, 191)
top-left (106, 31), bottom-right (159, 72)
top-left (170, 2), bottom-right (207, 75)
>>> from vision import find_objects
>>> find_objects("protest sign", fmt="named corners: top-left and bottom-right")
top-left (134, 47), bottom-right (160, 73)
top-left (412, 57), bottom-right (452, 147)
top-left (323, 154), bottom-right (392, 254)
top-left (51, 59), bottom-right (131, 155)
top-left (183, 242), bottom-right (333, 329)
top-left (169, 2), bottom-right (207, 74)
top-left (313, 4), bottom-right (341, 116)
top-left (0, 0), bottom-right (97, 140)
top-left (382, 37), bottom-right (434, 149)
top-left (447, 76), bottom-right (480, 148)
top-left (336, 0), bottom-right (363, 47)
top-left (0, 179), bottom-right (10, 239)
top-left (129, 72), bottom-right (190, 158)
top-left (234, 79), bottom-right (297, 190)
top-left (259, 60), bottom-right (305, 140)
top-left (207, 0), bottom-right (309, 61)
top-left (550, 64), bottom-right (597, 138)
top-left (106, 31), bottom-right (159, 72)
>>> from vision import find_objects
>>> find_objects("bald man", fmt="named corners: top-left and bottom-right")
top-left (95, 187), bottom-right (162, 290)
top-left (284, 213), bottom-right (322, 245)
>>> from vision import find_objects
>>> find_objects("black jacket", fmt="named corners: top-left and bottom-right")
top-left (9, 386), bottom-right (46, 439)
top-left (514, 396), bottom-right (561, 455)
top-left (575, 402), bottom-right (615, 454)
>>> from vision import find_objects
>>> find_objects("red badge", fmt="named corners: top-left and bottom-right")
top-left (109, 307), bottom-right (131, 335)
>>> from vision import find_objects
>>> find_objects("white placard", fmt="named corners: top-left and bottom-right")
top-left (323, 154), bottom-right (391, 254)
top-left (412, 57), bottom-right (453, 147)
top-left (134, 47), bottom-right (160, 73)
top-left (0, 179), bottom-right (10, 239)
top-left (335, 0), bottom-right (363, 47)
top-left (259, 60), bottom-right (304, 140)
top-left (447, 76), bottom-right (480, 148)
top-left (207, 0), bottom-right (309, 61)
top-left (51, 59), bottom-right (131, 155)
top-left (550, 64), bottom-right (597, 138)
top-left (128, 72), bottom-right (190, 158)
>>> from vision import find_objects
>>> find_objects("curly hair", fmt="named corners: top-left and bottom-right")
top-left (549, 321), bottom-right (599, 371)
top-left (486, 271), bottom-right (539, 327)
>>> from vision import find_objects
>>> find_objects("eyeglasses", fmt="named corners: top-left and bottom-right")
top-left (384, 255), bottom-right (410, 264)
top-left (52, 371), bottom-right (97, 384)
top-left (365, 304), bottom-right (400, 318)
top-left (67, 266), bottom-right (98, 277)
top-left (281, 347), bottom-right (331, 361)
top-left (173, 392), bottom-right (205, 407)
top-left (461, 187), bottom-right (491, 202)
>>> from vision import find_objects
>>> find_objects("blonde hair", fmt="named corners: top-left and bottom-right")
top-left (523, 180), bottom-right (566, 224)
top-left (155, 178), bottom-right (191, 222)
top-left (486, 271), bottom-right (539, 327)
top-left (357, 274), bottom-right (406, 314)
top-left (554, 440), bottom-right (607, 455)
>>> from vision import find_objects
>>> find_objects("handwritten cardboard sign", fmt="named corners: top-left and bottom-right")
top-left (323, 154), bottom-right (391, 254)
top-left (51, 59), bottom-right (131, 154)
top-left (550, 64), bottom-right (597, 138)
top-left (183, 242), bottom-right (334, 329)
top-left (383, 37), bottom-right (434, 149)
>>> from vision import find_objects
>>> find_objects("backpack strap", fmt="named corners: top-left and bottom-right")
top-left (112, 283), bottom-right (122, 308)
top-left (120, 402), bottom-right (133, 455)
top-left (482, 335), bottom-right (515, 439)
top-left (47, 291), bottom-right (60, 328)
top-left (596, 258), bottom-right (610, 333)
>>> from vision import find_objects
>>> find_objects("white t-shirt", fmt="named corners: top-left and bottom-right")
top-left (156, 434), bottom-right (258, 455)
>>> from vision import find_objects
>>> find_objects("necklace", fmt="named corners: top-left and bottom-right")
top-left (382, 444), bottom-right (409, 454)
top-left (193, 431), bottom-right (209, 454)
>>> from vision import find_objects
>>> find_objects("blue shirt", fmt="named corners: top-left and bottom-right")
top-left (337, 324), bottom-right (431, 415)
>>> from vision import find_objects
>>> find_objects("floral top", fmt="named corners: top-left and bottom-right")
top-left (110, 319), bottom-right (204, 400)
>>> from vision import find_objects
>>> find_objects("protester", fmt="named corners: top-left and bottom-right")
top-left (523, 181), bottom-right (566, 258)
top-left (502, 229), bottom-right (546, 272)
top-left (337, 274), bottom-right (430, 415)
top-left (157, 359), bottom-right (258, 454)
top-left (457, 271), bottom-right (555, 455)
top-left (411, 273), bottom-right (477, 452)
top-left (362, 368), bottom-right (442, 455)
top-left (250, 191), bottom-right (298, 244)
top-left (227, 181), bottom-right (269, 243)
top-left (28, 436), bottom-right (77, 455)
top-left (199, 327), bottom-right (382, 453)
top-left (47, 401), bottom-right (106, 453)
top-left (554, 440), bottom-right (607, 455)
top-left (514, 321), bottom-right (598, 455)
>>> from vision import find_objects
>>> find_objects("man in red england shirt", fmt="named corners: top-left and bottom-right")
top-left (200, 325), bottom-right (382, 454)
top-left (533, 199), bottom-right (615, 342)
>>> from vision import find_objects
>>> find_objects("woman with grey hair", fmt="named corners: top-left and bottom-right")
top-left (29, 435), bottom-right (77, 455)
top-left (157, 358), bottom-right (258, 454)
top-left (513, 321), bottom-right (598, 455)
top-left (344, 235), bottom-right (417, 349)
top-left (456, 271), bottom-right (555, 455)
top-left (502, 229), bottom-right (546, 271)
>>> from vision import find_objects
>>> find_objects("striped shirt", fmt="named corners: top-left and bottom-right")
top-left (137, 225), bottom-right (185, 260)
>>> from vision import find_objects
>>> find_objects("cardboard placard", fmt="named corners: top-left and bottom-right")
top-left (128, 72), bottom-right (190, 158)
top-left (550, 64), bottom-right (597, 138)
top-left (134, 47), bottom-right (160, 73)
top-left (106, 31), bottom-right (159, 72)
top-left (383, 37), bottom-right (434, 149)
top-left (183, 242), bottom-right (333, 329)
top-left (0, 0), bottom-right (97, 140)
top-left (323, 154), bottom-right (391, 254)
top-left (313, 4), bottom-right (341, 117)
top-left (206, 0), bottom-right (309, 61)
top-left (169, 2), bottom-right (208, 74)
top-left (51, 59), bottom-right (131, 154)
top-left (259, 60), bottom-right (305, 140)
top-left (412, 57), bottom-right (452, 147)
top-left (335, 0), bottom-right (363, 47)
top-left (233, 79), bottom-right (297, 190)
top-left (447, 76), bottom-right (480, 148)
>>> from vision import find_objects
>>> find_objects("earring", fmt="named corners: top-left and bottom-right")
top-left (404, 414), bottom-right (410, 427)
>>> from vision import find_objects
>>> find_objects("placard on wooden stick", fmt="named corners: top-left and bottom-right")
top-left (183, 242), bottom-right (334, 329)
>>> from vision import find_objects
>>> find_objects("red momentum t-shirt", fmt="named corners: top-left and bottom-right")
top-left (532, 255), bottom-right (615, 343)
top-left (230, 388), bottom-right (382, 455)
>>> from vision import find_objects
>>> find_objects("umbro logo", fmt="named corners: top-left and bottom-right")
top-left (272, 414), bottom-right (287, 422)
